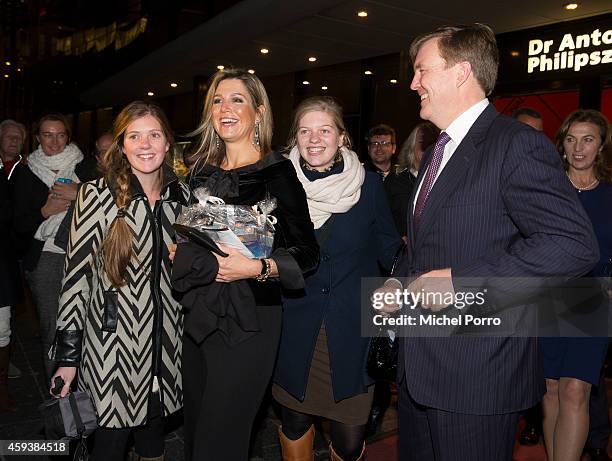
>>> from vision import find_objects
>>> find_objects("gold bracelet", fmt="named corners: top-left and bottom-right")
top-left (255, 258), bottom-right (271, 282)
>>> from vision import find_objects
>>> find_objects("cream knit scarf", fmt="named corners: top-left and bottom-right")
top-left (28, 143), bottom-right (83, 243)
top-left (28, 143), bottom-right (83, 187)
top-left (289, 146), bottom-right (365, 229)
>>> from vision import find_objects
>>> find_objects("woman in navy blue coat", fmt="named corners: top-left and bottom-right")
top-left (273, 96), bottom-right (401, 461)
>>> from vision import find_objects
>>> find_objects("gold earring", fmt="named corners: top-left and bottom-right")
top-left (253, 121), bottom-right (261, 147)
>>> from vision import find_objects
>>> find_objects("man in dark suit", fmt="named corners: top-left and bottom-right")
top-left (375, 24), bottom-right (599, 460)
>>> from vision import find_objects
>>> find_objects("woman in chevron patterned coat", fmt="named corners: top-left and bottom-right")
top-left (50, 101), bottom-right (189, 461)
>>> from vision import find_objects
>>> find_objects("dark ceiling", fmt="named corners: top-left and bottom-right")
top-left (1, 0), bottom-right (611, 118)
top-left (80, 0), bottom-right (612, 105)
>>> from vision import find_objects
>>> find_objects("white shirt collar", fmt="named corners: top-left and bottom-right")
top-left (444, 99), bottom-right (489, 147)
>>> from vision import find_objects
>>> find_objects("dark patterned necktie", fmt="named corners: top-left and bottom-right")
top-left (413, 132), bottom-right (451, 231)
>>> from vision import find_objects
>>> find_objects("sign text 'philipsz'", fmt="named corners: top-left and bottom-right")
top-left (527, 27), bottom-right (612, 74)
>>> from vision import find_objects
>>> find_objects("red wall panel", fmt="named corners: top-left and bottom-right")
top-left (601, 88), bottom-right (612, 123)
top-left (493, 91), bottom-right (579, 141)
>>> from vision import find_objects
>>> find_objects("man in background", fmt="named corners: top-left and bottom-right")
top-left (512, 107), bottom-right (544, 132)
top-left (73, 131), bottom-right (112, 182)
top-left (0, 120), bottom-right (27, 410)
top-left (366, 124), bottom-right (396, 179)
top-left (513, 106), bottom-right (546, 448)
top-left (0, 120), bottom-right (26, 179)
top-left (93, 131), bottom-right (113, 164)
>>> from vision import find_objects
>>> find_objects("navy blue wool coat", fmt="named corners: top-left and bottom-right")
top-left (274, 171), bottom-right (402, 402)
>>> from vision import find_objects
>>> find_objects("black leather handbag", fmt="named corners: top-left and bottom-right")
top-left (366, 244), bottom-right (406, 381)
top-left (366, 327), bottom-right (399, 381)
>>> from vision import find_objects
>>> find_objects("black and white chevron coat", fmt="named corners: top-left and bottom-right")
top-left (51, 169), bottom-right (189, 428)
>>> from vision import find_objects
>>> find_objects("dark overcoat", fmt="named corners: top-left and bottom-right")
top-left (274, 171), bottom-right (401, 402)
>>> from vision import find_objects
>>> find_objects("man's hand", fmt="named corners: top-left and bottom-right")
top-left (408, 268), bottom-right (455, 312)
top-left (372, 279), bottom-right (403, 317)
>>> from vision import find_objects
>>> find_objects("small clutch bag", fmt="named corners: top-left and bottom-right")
top-left (173, 223), bottom-right (228, 257)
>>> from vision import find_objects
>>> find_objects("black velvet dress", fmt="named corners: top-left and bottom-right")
top-left (172, 151), bottom-right (319, 461)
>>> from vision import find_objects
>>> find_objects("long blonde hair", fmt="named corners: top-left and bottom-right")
top-left (189, 68), bottom-right (273, 169)
top-left (100, 101), bottom-right (175, 287)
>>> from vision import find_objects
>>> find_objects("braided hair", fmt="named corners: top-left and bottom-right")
top-left (99, 101), bottom-right (174, 287)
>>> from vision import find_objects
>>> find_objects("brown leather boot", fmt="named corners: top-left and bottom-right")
top-left (0, 345), bottom-right (17, 411)
top-left (329, 441), bottom-right (365, 461)
top-left (278, 424), bottom-right (315, 461)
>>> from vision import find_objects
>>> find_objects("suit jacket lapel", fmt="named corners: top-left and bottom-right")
top-left (412, 104), bottom-right (499, 252)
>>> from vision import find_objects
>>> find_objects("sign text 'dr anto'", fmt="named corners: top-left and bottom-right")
top-left (527, 27), bottom-right (612, 74)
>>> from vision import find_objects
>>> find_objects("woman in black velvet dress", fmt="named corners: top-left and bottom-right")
top-left (171, 68), bottom-right (319, 461)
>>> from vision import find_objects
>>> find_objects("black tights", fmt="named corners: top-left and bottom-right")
top-left (89, 393), bottom-right (164, 461)
top-left (280, 406), bottom-right (365, 460)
